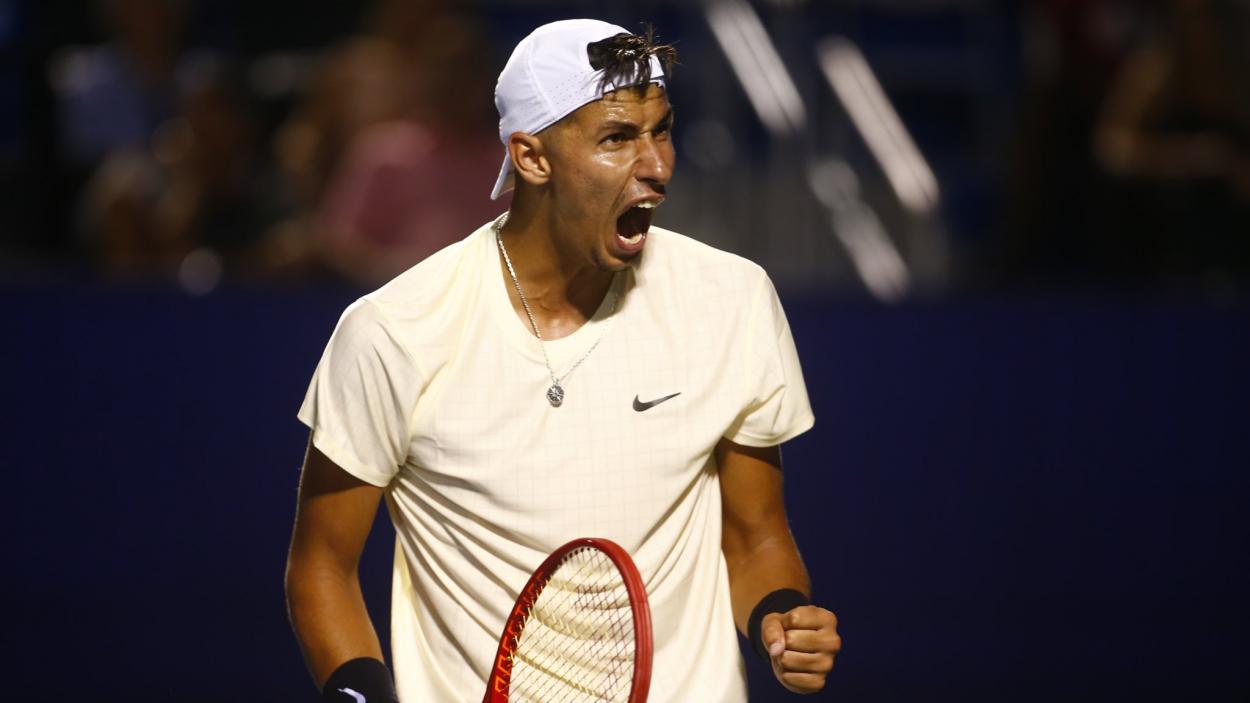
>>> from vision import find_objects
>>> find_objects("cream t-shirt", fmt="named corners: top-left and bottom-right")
top-left (298, 220), bottom-right (814, 702)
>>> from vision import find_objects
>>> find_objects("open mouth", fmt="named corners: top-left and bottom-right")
top-left (615, 201), bottom-right (659, 252)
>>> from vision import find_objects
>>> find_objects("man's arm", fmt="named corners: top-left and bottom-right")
top-left (286, 437), bottom-right (389, 692)
top-left (717, 437), bottom-right (840, 694)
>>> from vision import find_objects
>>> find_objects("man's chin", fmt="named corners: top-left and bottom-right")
top-left (591, 247), bottom-right (641, 273)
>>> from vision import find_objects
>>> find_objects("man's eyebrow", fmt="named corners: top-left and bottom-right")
top-left (598, 120), bottom-right (639, 131)
top-left (598, 109), bottom-right (675, 133)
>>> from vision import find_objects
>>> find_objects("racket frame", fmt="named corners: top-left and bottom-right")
top-left (482, 537), bottom-right (653, 703)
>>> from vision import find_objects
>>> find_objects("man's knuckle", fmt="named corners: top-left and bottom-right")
top-left (782, 671), bottom-right (824, 692)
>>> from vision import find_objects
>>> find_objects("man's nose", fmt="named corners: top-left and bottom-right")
top-left (635, 137), bottom-right (673, 186)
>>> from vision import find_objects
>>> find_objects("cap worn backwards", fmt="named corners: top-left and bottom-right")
top-left (490, 19), bottom-right (668, 200)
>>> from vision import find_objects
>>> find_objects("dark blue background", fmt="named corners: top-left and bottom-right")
top-left (3, 283), bottom-right (1248, 701)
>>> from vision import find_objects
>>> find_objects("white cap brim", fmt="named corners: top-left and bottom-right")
top-left (490, 151), bottom-right (513, 201)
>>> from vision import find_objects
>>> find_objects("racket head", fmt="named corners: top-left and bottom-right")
top-left (483, 537), bottom-right (652, 703)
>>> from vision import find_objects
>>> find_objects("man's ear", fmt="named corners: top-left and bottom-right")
top-left (508, 131), bottom-right (553, 188)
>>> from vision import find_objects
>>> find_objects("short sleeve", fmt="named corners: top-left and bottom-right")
top-left (724, 274), bottom-right (815, 447)
top-left (297, 299), bottom-right (425, 486)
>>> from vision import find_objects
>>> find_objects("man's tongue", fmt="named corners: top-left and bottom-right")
top-left (616, 206), bottom-right (653, 245)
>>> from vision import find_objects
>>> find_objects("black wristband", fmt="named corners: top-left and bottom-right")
top-left (322, 657), bottom-right (399, 703)
top-left (748, 588), bottom-right (810, 659)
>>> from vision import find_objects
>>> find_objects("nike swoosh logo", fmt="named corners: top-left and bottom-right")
top-left (338, 688), bottom-right (367, 703)
top-left (633, 392), bottom-right (681, 411)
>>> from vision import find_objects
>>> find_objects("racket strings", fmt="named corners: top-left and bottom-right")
top-left (516, 552), bottom-right (628, 698)
top-left (510, 547), bottom-right (636, 702)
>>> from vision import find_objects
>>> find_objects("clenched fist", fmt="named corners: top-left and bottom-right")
top-left (761, 606), bottom-right (841, 694)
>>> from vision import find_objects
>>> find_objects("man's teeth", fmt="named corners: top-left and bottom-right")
top-left (617, 201), bottom-right (657, 245)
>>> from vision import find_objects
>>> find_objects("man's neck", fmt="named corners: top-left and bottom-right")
top-left (497, 206), bottom-right (615, 340)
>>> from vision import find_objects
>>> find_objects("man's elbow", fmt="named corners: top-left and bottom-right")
top-left (284, 553), bottom-right (315, 625)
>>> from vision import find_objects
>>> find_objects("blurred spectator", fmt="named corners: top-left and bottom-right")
top-left (273, 0), bottom-right (448, 212)
top-left (314, 14), bottom-right (503, 284)
top-left (1093, 0), bottom-right (1250, 283)
top-left (50, 0), bottom-right (283, 283)
top-left (1001, 0), bottom-right (1144, 284)
top-left (53, 0), bottom-right (190, 166)
top-left (81, 58), bottom-right (278, 280)
top-left (263, 0), bottom-right (501, 285)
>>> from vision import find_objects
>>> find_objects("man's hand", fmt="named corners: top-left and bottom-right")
top-left (761, 605), bottom-right (841, 694)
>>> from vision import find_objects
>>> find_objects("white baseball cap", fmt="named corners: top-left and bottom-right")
top-left (490, 19), bottom-right (668, 200)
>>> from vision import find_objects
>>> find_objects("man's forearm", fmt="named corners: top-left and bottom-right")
top-left (723, 531), bottom-right (811, 636)
top-left (725, 528), bottom-right (840, 695)
top-left (286, 562), bottom-right (386, 688)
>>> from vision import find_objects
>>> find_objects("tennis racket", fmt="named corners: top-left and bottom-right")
top-left (482, 537), bottom-right (653, 703)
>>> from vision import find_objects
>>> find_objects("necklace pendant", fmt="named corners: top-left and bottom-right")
top-left (546, 383), bottom-right (565, 407)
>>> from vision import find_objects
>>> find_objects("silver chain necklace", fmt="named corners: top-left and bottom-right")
top-left (493, 214), bottom-right (618, 407)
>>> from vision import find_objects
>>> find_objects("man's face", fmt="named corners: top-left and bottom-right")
top-left (542, 83), bottom-right (675, 270)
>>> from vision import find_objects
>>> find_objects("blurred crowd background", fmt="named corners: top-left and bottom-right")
top-left (3, 1), bottom-right (1249, 701)
top-left (4, 0), bottom-right (1250, 296)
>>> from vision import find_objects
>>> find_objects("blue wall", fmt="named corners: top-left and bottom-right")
top-left (2, 283), bottom-right (1247, 701)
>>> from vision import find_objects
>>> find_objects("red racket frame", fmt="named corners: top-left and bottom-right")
top-left (482, 537), bottom-right (653, 703)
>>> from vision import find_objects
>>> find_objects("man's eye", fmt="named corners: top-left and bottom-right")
top-left (603, 133), bottom-right (626, 144)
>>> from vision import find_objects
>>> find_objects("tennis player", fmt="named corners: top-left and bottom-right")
top-left (286, 19), bottom-right (840, 702)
